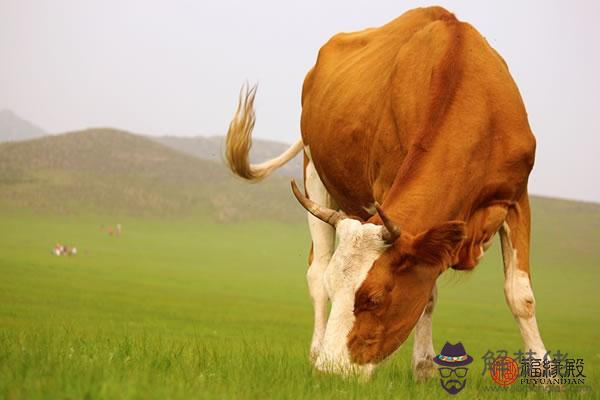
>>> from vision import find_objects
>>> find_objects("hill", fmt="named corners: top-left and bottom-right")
top-left (150, 135), bottom-right (303, 179)
top-left (0, 128), bottom-right (302, 221)
top-left (529, 195), bottom-right (600, 264)
top-left (0, 128), bottom-right (598, 233)
top-left (0, 109), bottom-right (47, 142)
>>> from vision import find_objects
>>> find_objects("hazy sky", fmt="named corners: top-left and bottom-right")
top-left (1, 1), bottom-right (599, 202)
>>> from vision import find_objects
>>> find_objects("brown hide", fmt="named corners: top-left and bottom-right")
top-left (302, 6), bottom-right (534, 268)
top-left (300, 7), bottom-right (535, 363)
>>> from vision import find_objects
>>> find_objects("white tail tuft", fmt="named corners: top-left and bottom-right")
top-left (224, 83), bottom-right (303, 181)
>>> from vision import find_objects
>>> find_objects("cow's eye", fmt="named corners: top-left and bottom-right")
top-left (369, 292), bottom-right (384, 305)
top-left (354, 295), bottom-right (370, 312)
top-left (356, 291), bottom-right (383, 312)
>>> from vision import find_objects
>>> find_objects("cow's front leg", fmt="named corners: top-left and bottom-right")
top-left (500, 193), bottom-right (548, 359)
top-left (411, 285), bottom-right (437, 381)
top-left (305, 155), bottom-right (336, 362)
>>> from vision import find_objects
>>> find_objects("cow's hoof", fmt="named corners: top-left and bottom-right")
top-left (412, 358), bottom-right (436, 382)
top-left (309, 347), bottom-right (320, 365)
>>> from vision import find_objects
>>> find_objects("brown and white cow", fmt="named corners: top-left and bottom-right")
top-left (225, 6), bottom-right (548, 378)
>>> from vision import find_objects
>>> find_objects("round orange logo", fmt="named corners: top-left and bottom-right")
top-left (489, 356), bottom-right (519, 386)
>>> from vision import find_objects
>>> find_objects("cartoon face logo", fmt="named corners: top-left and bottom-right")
top-left (434, 342), bottom-right (473, 395)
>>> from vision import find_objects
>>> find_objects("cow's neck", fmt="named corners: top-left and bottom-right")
top-left (378, 146), bottom-right (468, 235)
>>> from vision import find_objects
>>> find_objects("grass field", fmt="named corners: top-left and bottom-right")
top-left (0, 203), bottom-right (598, 399)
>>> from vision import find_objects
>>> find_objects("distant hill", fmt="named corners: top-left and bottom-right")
top-left (0, 128), bottom-right (598, 236)
top-left (0, 110), bottom-right (47, 142)
top-left (150, 135), bottom-right (303, 179)
top-left (0, 128), bottom-right (303, 221)
top-left (529, 195), bottom-right (600, 263)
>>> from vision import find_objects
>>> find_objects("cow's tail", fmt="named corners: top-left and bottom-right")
top-left (225, 83), bottom-right (303, 181)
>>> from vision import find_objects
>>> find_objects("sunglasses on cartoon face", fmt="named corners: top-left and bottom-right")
top-left (438, 367), bottom-right (468, 378)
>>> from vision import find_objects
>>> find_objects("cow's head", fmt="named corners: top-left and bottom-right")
top-left (291, 181), bottom-right (465, 377)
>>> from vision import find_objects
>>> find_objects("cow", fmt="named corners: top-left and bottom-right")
top-left (224, 6), bottom-right (547, 379)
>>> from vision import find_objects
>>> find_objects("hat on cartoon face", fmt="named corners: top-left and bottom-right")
top-left (433, 342), bottom-right (474, 367)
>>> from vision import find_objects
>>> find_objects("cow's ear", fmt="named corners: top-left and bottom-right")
top-left (410, 221), bottom-right (466, 266)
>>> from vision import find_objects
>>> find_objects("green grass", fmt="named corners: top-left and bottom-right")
top-left (0, 206), bottom-right (598, 399)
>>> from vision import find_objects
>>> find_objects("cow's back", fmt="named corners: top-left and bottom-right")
top-left (301, 7), bottom-right (535, 226)
top-left (301, 7), bottom-right (457, 215)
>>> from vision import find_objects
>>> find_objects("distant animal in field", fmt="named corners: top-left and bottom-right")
top-left (225, 6), bottom-right (547, 379)
top-left (102, 224), bottom-right (122, 237)
top-left (52, 243), bottom-right (77, 256)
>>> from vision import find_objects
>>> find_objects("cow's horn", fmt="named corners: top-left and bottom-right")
top-left (290, 179), bottom-right (345, 227)
top-left (375, 202), bottom-right (401, 243)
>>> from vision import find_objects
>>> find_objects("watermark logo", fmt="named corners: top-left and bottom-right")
top-left (489, 356), bottom-right (519, 386)
top-left (482, 349), bottom-right (588, 390)
top-left (432, 345), bottom-right (590, 394)
top-left (434, 342), bottom-right (473, 395)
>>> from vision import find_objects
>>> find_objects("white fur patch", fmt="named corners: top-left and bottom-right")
top-left (304, 155), bottom-right (336, 360)
top-left (500, 222), bottom-right (548, 359)
top-left (505, 258), bottom-right (535, 318)
top-left (411, 286), bottom-right (437, 380)
top-left (315, 219), bottom-right (387, 375)
top-left (501, 223), bottom-right (535, 319)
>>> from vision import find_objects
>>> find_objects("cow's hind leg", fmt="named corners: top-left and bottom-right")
top-left (304, 153), bottom-right (336, 362)
top-left (411, 285), bottom-right (437, 381)
top-left (500, 193), bottom-right (548, 359)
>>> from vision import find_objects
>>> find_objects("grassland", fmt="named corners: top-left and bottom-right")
top-left (0, 198), bottom-right (598, 399)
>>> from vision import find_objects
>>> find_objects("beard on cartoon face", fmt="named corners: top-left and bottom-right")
top-left (439, 372), bottom-right (468, 395)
